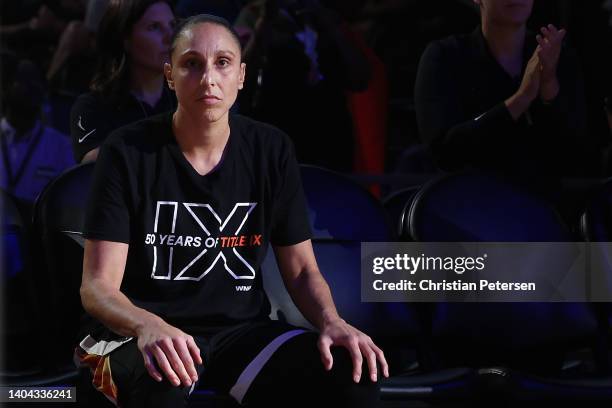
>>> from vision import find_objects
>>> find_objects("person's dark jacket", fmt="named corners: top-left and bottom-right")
top-left (415, 26), bottom-right (588, 177)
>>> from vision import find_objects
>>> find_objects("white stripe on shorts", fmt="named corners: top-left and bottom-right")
top-left (229, 329), bottom-right (307, 403)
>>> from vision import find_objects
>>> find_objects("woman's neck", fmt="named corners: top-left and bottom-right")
top-left (129, 66), bottom-right (164, 107)
top-left (172, 108), bottom-right (230, 174)
top-left (482, 20), bottom-right (526, 77)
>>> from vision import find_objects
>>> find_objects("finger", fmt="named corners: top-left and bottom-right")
top-left (151, 344), bottom-right (181, 386)
top-left (370, 342), bottom-right (390, 378)
top-left (541, 26), bottom-right (549, 36)
top-left (536, 35), bottom-right (551, 53)
top-left (558, 28), bottom-right (567, 40)
top-left (360, 342), bottom-right (378, 382)
top-left (174, 339), bottom-right (199, 382)
top-left (186, 336), bottom-right (203, 366)
top-left (142, 349), bottom-right (163, 382)
top-left (159, 340), bottom-right (192, 387)
top-left (547, 24), bottom-right (559, 36)
top-left (346, 340), bottom-right (363, 383)
top-left (317, 336), bottom-right (334, 371)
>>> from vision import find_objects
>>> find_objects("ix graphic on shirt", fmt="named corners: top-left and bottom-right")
top-left (145, 201), bottom-right (262, 284)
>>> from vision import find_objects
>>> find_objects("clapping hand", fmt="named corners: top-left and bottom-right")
top-left (536, 24), bottom-right (566, 101)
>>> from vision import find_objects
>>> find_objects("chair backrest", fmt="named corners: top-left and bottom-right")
top-left (409, 173), bottom-right (572, 242)
top-left (382, 186), bottom-right (421, 240)
top-left (580, 178), bottom-right (612, 242)
top-left (300, 165), bottom-right (391, 241)
top-left (262, 166), bottom-right (422, 343)
top-left (406, 172), bottom-right (597, 359)
top-left (1, 189), bottom-right (42, 373)
top-left (579, 179), bottom-right (612, 328)
top-left (34, 162), bottom-right (95, 243)
top-left (32, 162), bottom-right (95, 366)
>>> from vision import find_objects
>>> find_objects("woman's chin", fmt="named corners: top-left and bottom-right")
top-left (201, 108), bottom-right (226, 123)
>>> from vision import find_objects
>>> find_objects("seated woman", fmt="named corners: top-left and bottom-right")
top-left (415, 0), bottom-right (588, 177)
top-left (76, 13), bottom-right (388, 408)
top-left (70, 0), bottom-right (176, 163)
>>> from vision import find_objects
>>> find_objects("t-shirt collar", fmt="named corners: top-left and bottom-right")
top-left (166, 112), bottom-right (236, 180)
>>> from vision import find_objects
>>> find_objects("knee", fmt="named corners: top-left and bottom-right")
top-left (322, 348), bottom-right (380, 407)
top-left (110, 344), bottom-right (191, 408)
top-left (123, 374), bottom-right (191, 408)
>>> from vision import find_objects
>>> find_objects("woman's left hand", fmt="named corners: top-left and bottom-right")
top-left (317, 318), bottom-right (389, 383)
top-left (536, 24), bottom-right (566, 79)
top-left (536, 24), bottom-right (566, 101)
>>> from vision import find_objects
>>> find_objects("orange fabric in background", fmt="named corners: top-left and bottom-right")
top-left (344, 28), bottom-right (388, 197)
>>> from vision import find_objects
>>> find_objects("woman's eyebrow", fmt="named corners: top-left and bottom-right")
top-left (179, 49), bottom-right (237, 58)
top-left (179, 50), bottom-right (201, 58)
top-left (217, 49), bottom-right (237, 58)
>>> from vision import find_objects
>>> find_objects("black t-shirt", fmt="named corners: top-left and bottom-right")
top-left (84, 112), bottom-right (312, 336)
top-left (70, 89), bottom-right (176, 162)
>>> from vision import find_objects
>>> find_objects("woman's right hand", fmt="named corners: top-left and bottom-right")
top-left (82, 241), bottom-right (202, 388)
top-left (505, 49), bottom-right (541, 120)
top-left (136, 318), bottom-right (203, 387)
top-left (518, 49), bottom-right (542, 103)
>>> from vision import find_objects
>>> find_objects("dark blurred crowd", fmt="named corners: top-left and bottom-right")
top-left (2, 0), bottom-right (612, 213)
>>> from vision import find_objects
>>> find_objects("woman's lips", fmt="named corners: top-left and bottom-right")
top-left (198, 95), bottom-right (221, 105)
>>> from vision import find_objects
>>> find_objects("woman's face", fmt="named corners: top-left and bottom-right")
top-left (165, 22), bottom-right (246, 123)
top-left (126, 2), bottom-right (175, 74)
top-left (475, 0), bottom-right (534, 27)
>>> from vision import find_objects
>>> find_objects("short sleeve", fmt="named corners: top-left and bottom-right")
top-left (270, 137), bottom-right (312, 246)
top-left (83, 141), bottom-right (132, 243)
top-left (70, 93), bottom-right (113, 162)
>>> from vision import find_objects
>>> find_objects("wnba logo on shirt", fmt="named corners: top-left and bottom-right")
top-left (146, 201), bottom-right (260, 284)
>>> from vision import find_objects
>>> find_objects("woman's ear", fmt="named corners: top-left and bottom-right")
top-left (238, 62), bottom-right (246, 90)
top-left (164, 62), bottom-right (175, 90)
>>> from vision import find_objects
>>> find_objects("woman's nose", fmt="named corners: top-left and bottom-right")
top-left (201, 66), bottom-right (216, 87)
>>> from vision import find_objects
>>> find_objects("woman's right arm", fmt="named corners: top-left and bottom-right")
top-left (81, 239), bottom-right (155, 337)
top-left (415, 40), bottom-right (539, 171)
top-left (80, 239), bottom-right (202, 387)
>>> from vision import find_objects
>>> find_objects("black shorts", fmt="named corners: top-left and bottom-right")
top-left (77, 319), bottom-right (379, 408)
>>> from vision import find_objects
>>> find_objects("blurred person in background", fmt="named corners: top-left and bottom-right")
top-left (415, 0), bottom-right (588, 178)
top-left (46, 0), bottom-right (111, 91)
top-left (1, 0), bottom-right (87, 73)
top-left (235, 0), bottom-right (372, 172)
top-left (174, 0), bottom-right (243, 22)
top-left (0, 59), bottom-right (74, 210)
top-left (70, 0), bottom-right (176, 163)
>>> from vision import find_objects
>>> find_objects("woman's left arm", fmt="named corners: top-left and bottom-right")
top-left (273, 240), bottom-right (389, 383)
